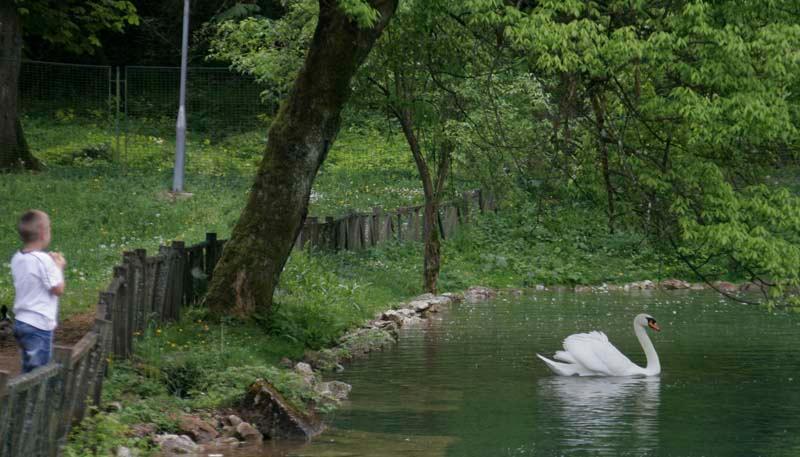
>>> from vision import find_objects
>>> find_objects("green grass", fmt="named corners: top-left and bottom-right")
top-left (0, 167), bottom-right (247, 317)
top-left (2, 116), bottom-right (429, 316)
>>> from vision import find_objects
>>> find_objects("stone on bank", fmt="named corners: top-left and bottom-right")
top-left (238, 379), bottom-right (325, 440)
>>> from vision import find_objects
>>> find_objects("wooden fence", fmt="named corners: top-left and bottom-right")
top-left (294, 189), bottom-right (495, 251)
top-left (101, 234), bottom-right (225, 359)
top-left (0, 319), bottom-right (111, 457)
top-left (0, 189), bottom-right (493, 456)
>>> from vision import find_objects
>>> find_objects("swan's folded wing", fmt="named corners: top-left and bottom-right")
top-left (553, 350), bottom-right (577, 364)
top-left (562, 331), bottom-right (635, 376)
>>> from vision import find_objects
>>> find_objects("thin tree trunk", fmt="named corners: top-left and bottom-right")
top-left (206, 0), bottom-right (397, 316)
top-left (422, 197), bottom-right (441, 293)
top-left (591, 92), bottom-right (614, 234)
top-left (0, 2), bottom-right (40, 171)
top-left (396, 108), bottom-right (451, 294)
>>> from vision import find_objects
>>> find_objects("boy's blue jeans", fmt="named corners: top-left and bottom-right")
top-left (13, 320), bottom-right (53, 373)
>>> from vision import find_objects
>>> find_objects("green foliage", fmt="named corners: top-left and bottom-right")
top-left (17, 0), bottom-right (139, 55)
top-left (62, 412), bottom-right (151, 457)
top-left (208, 1), bottom-right (317, 105)
top-left (271, 250), bottom-right (378, 348)
top-left (0, 163), bottom-right (247, 317)
top-left (337, 0), bottom-right (380, 28)
top-left (462, 0), bottom-right (800, 302)
top-left (443, 199), bottom-right (692, 288)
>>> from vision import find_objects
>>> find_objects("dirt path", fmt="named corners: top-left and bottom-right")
top-left (0, 312), bottom-right (96, 376)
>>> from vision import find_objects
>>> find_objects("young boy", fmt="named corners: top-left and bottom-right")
top-left (11, 210), bottom-right (66, 373)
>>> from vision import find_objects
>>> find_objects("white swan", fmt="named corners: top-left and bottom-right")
top-left (537, 313), bottom-right (661, 377)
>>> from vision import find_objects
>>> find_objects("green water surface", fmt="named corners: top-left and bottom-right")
top-left (233, 291), bottom-right (800, 457)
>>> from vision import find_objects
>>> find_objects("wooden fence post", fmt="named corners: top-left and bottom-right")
top-left (143, 256), bottom-right (158, 321)
top-left (133, 249), bottom-right (147, 333)
top-left (0, 370), bottom-right (8, 449)
top-left (444, 205), bottom-right (459, 238)
top-left (410, 207), bottom-right (422, 241)
top-left (396, 210), bottom-right (405, 241)
top-left (0, 369), bottom-right (13, 454)
top-left (53, 346), bottom-right (75, 444)
top-left (0, 370), bottom-right (8, 453)
top-left (205, 233), bottom-right (218, 279)
top-left (185, 249), bottom-right (195, 305)
top-left (371, 207), bottom-right (382, 246)
top-left (360, 215), bottom-right (370, 247)
top-left (344, 213), bottom-right (359, 250)
top-left (91, 319), bottom-right (112, 407)
top-left (159, 245), bottom-right (175, 323)
top-left (111, 265), bottom-right (128, 358)
top-left (308, 217), bottom-right (320, 249)
top-left (156, 246), bottom-right (171, 325)
top-left (336, 218), bottom-right (347, 250)
top-left (382, 211), bottom-right (394, 241)
top-left (167, 241), bottom-right (186, 321)
top-left (122, 252), bottom-right (138, 352)
top-left (323, 216), bottom-right (334, 249)
top-left (0, 370), bottom-right (7, 398)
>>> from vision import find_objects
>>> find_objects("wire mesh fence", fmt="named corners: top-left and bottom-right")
top-left (124, 65), bottom-right (269, 171)
top-left (17, 60), bottom-right (114, 165)
top-left (8, 59), bottom-right (271, 171)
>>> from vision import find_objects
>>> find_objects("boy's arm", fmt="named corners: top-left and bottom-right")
top-left (51, 282), bottom-right (65, 297)
top-left (47, 252), bottom-right (66, 296)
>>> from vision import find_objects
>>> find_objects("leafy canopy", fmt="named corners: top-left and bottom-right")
top-left (486, 0), bottom-right (800, 302)
top-left (16, 0), bottom-right (139, 54)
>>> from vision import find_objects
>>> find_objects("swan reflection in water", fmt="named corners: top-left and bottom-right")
top-left (537, 375), bottom-right (661, 455)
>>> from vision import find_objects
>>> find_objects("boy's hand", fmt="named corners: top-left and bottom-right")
top-left (50, 252), bottom-right (67, 270)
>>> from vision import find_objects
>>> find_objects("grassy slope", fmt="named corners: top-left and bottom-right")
top-left (5, 117), bottom-right (700, 455)
top-left (1, 118), bottom-right (428, 317)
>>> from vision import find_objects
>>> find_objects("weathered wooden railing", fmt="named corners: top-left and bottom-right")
top-left (294, 189), bottom-right (495, 250)
top-left (0, 319), bottom-right (111, 457)
top-left (101, 233), bottom-right (225, 358)
top-left (0, 188), bottom-right (494, 456)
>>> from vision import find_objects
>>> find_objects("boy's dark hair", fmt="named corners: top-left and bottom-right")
top-left (18, 210), bottom-right (47, 243)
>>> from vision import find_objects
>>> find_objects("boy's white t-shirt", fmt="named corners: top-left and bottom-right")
top-left (11, 250), bottom-right (64, 331)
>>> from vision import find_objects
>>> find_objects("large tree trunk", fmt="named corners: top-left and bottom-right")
top-left (207, 0), bottom-right (397, 316)
top-left (0, 3), bottom-right (40, 171)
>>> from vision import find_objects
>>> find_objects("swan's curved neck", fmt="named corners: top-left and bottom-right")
top-left (634, 323), bottom-right (660, 376)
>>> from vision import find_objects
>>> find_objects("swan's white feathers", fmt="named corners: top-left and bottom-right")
top-left (539, 315), bottom-right (661, 377)
top-left (537, 354), bottom-right (593, 376)
top-left (561, 331), bottom-right (635, 376)
top-left (553, 350), bottom-right (577, 364)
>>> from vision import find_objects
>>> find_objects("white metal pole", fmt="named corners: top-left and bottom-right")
top-left (172, 0), bottom-right (190, 192)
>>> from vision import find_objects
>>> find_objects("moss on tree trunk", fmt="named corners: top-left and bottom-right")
top-left (0, 2), bottom-right (41, 171)
top-left (206, 0), bottom-right (398, 316)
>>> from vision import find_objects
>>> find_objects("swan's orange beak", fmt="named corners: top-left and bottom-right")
top-left (648, 321), bottom-right (661, 332)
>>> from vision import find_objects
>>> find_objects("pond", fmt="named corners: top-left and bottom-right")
top-left (227, 290), bottom-right (800, 457)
